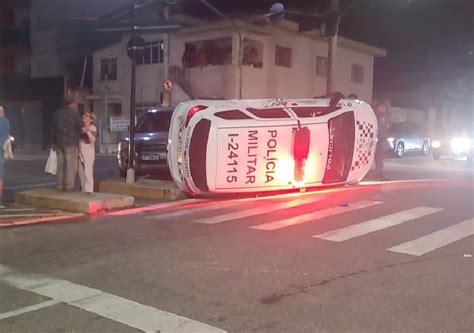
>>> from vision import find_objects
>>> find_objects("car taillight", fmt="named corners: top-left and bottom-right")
top-left (184, 105), bottom-right (207, 127)
top-left (293, 127), bottom-right (310, 182)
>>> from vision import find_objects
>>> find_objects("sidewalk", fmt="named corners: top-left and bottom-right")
top-left (15, 188), bottom-right (134, 214)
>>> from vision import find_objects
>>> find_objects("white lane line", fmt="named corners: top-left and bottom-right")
top-left (252, 200), bottom-right (382, 231)
top-left (313, 207), bottom-right (443, 242)
top-left (0, 213), bottom-right (65, 219)
top-left (0, 214), bottom-right (85, 228)
top-left (195, 198), bottom-right (320, 225)
top-left (0, 264), bottom-right (226, 332)
top-left (107, 199), bottom-right (205, 216)
top-left (0, 300), bottom-right (60, 320)
top-left (146, 201), bottom-right (243, 220)
top-left (387, 218), bottom-right (474, 256)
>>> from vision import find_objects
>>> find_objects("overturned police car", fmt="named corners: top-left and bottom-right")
top-left (167, 98), bottom-right (378, 196)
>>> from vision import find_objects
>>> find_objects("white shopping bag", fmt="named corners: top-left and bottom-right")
top-left (45, 149), bottom-right (57, 175)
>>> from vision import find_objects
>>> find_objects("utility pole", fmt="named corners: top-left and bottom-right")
top-left (327, 0), bottom-right (339, 94)
top-left (126, 0), bottom-right (138, 183)
top-left (162, 5), bottom-right (171, 106)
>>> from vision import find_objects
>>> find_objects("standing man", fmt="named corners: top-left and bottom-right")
top-left (0, 105), bottom-right (10, 208)
top-left (52, 96), bottom-right (84, 191)
top-left (375, 102), bottom-right (390, 181)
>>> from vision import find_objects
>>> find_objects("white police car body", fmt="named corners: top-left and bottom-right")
top-left (168, 98), bottom-right (378, 196)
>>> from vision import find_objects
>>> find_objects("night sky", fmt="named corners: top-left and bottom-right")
top-left (184, 0), bottom-right (474, 93)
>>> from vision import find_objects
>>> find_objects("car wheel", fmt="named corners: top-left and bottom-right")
top-left (395, 142), bottom-right (405, 158)
top-left (422, 141), bottom-right (429, 156)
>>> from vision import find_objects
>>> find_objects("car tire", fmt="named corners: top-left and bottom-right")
top-left (395, 142), bottom-right (405, 158)
top-left (422, 141), bottom-right (429, 156)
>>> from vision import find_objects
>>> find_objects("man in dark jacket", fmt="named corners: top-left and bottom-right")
top-left (375, 102), bottom-right (389, 181)
top-left (52, 96), bottom-right (84, 191)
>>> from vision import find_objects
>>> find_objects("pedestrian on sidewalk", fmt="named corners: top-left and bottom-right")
top-left (374, 101), bottom-right (390, 181)
top-left (79, 111), bottom-right (97, 194)
top-left (52, 96), bottom-right (84, 192)
top-left (0, 105), bottom-right (10, 208)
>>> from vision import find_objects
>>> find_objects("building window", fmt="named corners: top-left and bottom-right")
top-left (275, 46), bottom-right (292, 68)
top-left (351, 64), bottom-right (364, 84)
top-left (243, 39), bottom-right (263, 69)
top-left (137, 41), bottom-right (164, 65)
top-left (183, 37), bottom-right (233, 68)
top-left (100, 58), bottom-right (117, 80)
top-left (316, 56), bottom-right (328, 77)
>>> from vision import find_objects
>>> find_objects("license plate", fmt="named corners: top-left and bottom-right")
top-left (141, 153), bottom-right (164, 161)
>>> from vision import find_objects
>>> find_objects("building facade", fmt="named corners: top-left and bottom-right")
top-left (91, 19), bottom-right (386, 152)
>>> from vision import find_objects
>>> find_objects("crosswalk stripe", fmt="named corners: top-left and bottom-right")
top-left (146, 201), bottom-right (243, 220)
top-left (194, 198), bottom-right (320, 225)
top-left (252, 200), bottom-right (382, 231)
top-left (387, 218), bottom-right (474, 256)
top-left (313, 207), bottom-right (443, 242)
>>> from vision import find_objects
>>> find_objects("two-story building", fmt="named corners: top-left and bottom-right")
top-left (91, 16), bottom-right (386, 152)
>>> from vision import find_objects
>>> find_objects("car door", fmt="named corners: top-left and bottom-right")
top-left (404, 123), bottom-right (417, 150)
top-left (412, 123), bottom-right (425, 150)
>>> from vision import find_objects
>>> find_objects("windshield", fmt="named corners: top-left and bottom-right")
top-left (135, 112), bottom-right (172, 133)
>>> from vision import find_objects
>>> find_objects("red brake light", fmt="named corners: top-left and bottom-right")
top-left (185, 105), bottom-right (207, 127)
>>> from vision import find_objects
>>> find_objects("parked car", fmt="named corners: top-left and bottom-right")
top-left (168, 98), bottom-right (378, 197)
top-left (118, 106), bottom-right (174, 177)
top-left (386, 121), bottom-right (430, 158)
top-left (431, 128), bottom-right (473, 161)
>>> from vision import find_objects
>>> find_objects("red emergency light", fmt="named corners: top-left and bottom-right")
top-left (293, 127), bottom-right (311, 182)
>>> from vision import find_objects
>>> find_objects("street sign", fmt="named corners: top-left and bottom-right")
top-left (110, 116), bottom-right (130, 132)
top-left (126, 35), bottom-right (146, 60)
top-left (163, 79), bottom-right (173, 92)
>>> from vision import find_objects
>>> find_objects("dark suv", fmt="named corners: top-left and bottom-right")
top-left (386, 121), bottom-right (430, 158)
top-left (118, 107), bottom-right (174, 177)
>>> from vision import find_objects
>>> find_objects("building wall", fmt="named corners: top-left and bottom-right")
top-left (91, 27), bottom-right (381, 149)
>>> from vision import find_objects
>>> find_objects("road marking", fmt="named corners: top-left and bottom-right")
top-left (252, 200), bottom-right (382, 231)
top-left (387, 218), bottom-right (474, 256)
top-left (313, 207), bottom-right (443, 242)
top-left (0, 214), bottom-right (85, 228)
top-left (0, 300), bottom-right (60, 320)
top-left (107, 199), bottom-right (205, 216)
top-left (195, 198), bottom-right (319, 225)
top-left (0, 264), bottom-right (227, 332)
top-left (146, 201), bottom-right (244, 220)
top-left (0, 213), bottom-right (65, 219)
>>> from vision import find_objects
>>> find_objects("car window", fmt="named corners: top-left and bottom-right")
top-left (135, 112), bottom-right (172, 133)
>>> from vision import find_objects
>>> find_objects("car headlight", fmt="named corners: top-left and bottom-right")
top-left (450, 137), bottom-right (471, 153)
top-left (431, 140), bottom-right (441, 149)
top-left (387, 137), bottom-right (395, 144)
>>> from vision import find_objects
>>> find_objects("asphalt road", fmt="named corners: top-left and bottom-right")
top-left (1, 154), bottom-right (473, 332)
